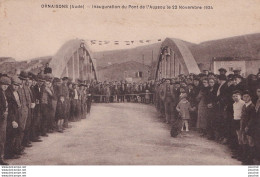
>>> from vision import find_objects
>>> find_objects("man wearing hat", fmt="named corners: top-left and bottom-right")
top-left (61, 77), bottom-right (70, 128)
top-left (218, 68), bottom-right (227, 76)
top-left (18, 71), bottom-right (33, 149)
top-left (154, 81), bottom-right (161, 112)
top-left (40, 75), bottom-right (53, 136)
top-left (70, 83), bottom-right (80, 121)
top-left (43, 63), bottom-right (52, 74)
top-left (5, 76), bottom-right (22, 160)
top-left (215, 74), bottom-right (228, 143)
top-left (22, 74), bottom-right (36, 148)
top-left (233, 75), bottom-right (246, 93)
top-left (52, 78), bottom-right (62, 128)
top-left (86, 83), bottom-right (93, 116)
top-left (203, 70), bottom-right (209, 76)
top-left (16, 71), bottom-right (32, 154)
top-left (29, 74), bottom-right (42, 142)
top-left (0, 75), bottom-right (11, 165)
top-left (161, 78), bottom-right (177, 124)
top-left (233, 69), bottom-right (241, 77)
top-left (79, 82), bottom-right (86, 119)
top-left (158, 79), bottom-right (165, 118)
top-left (30, 74), bottom-right (45, 141)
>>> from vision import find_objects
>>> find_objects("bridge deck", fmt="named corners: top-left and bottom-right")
top-left (7, 103), bottom-right (240, 165)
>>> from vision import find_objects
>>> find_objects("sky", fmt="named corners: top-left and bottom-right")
top-left (0, 0), bottom-right (260, 61)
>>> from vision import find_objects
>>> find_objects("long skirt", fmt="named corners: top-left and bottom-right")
top-left (196, 104), bottom-right (208, 130)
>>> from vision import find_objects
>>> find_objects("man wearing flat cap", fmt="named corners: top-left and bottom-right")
top-left (5, 76), bottom-right (22, 160)
top-left (0, 75), bottom-right (11, 165)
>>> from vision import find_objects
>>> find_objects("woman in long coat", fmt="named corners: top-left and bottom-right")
top-left (206, 78), bottom-right (218, 139)
top-left (196, 79), bottom-right (210, 135)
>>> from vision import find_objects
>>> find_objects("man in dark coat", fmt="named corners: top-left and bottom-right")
top-left (60, 77), bottom-right (70, 128)
top-left (30, 75), bottom-right (44, 141)
top-left (86, 84), bottom-right (92, 116)
top-left (0, 76), bottom-right (11, 165)
top-left (22, 74), bottom-right (34, 148)
top-left (5, 76), bottom-right (22, 160)
top-left (43, 63), bottom-right (52, 74)
top-left (241, 90), bottom-right (257, 165)
top-left (255, 87), bottom-right (260, 161)
top-left (218, 68), bottom-right (227, 76)
top-left (215, 74), bottom-right (228, 143)
top-left (161, 78), bottom-right (176, 124)
top-left (40, 77), bottom-right (53, 136)
top-left (15, 72), bottom-right (31, 155)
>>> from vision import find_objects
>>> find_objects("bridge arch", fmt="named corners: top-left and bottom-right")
top-left (50, 39), bottom-right (97, 81)
top-left (155, 38), bottom-right (200, 80)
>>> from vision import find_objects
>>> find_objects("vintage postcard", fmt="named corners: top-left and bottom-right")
top-left (0, 0), bottom-right (260, 175)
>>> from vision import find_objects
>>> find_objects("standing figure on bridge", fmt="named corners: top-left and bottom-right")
top-left (43, 63), bottom-right (52, 74)
top-left (86, 84), bottom-right (92, 117)
top-left (40, 76), bottom-right (53, 136)
top-left (61, 77), bottom-right (70, 128)
top-left (55, 95), bottom-right (66, 133)
top-left (176, 93), bottom-right (196, 132)
top-left (158, 79), bottom-right (165, 118)
top-left (79, 83), bottom-right (86, 119)
top-left (161, 78), bottom-right (176, 124)
top-left (17, 71), bottom-right (31, 155)
top-left (105, 83), bottom-right (111, 103)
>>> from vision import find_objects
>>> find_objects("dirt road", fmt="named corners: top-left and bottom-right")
top-left (7, 103), bottom-right (240, 165)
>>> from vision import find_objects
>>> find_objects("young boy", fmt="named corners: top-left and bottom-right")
top-left (56, 95), bottom-right (66, 133)
top-left (231, 90), bottom-right (245, 160)
top-left (241, 90), bottom-right (257, 165)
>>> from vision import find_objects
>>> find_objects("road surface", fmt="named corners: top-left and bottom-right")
top-left (7, 103), bottom-right (240, 165)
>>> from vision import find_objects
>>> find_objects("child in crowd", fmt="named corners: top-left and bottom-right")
top-left (56, 95), bottom-right (66, 133)
top-left (176, 93), bottom-right (196, 132)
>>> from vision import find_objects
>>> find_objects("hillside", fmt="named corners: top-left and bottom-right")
top-left (0, 56), bottom-right (52, 75)
top-left (93, 42), bottom-right (162, 69)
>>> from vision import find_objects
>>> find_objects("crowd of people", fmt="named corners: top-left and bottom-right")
top-left (90, 80), bottom-right (155, 103)
top-left (153, 68), bottom-right (260, 165)
top-left (1, 64), bottom-right (260, 166)
top-left (0, 68), bottom-right (92, 165)
top-left (85, 68), bottom-right (260, 165)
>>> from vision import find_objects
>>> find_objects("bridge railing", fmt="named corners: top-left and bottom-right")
top-left (92, 93), bottom-right (155, 104)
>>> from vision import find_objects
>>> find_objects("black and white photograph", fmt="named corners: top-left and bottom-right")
top-left (0, 0), bottom-right (260, 176)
